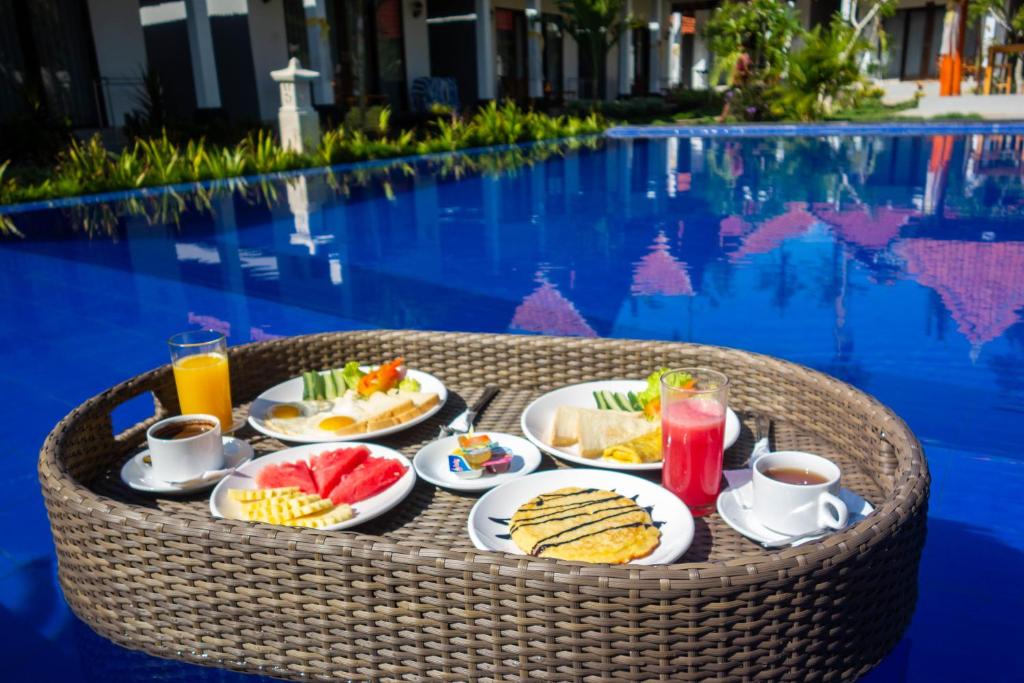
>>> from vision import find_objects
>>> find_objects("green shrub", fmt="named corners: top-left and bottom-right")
top-left (770, 23), bottom-right (865, 121)
top-left (0, 104), bottom-right (606, 205)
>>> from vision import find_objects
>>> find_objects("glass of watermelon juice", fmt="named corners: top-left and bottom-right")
top-left (660, 368), bottom-right (729, 517)
top-left (169, 329), bottom-right (234, 431)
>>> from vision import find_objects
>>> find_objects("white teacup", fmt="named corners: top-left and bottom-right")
top-left (752, 451), bottom-right (849, 536)
top-left (146, 414), bottom-right (224, 483)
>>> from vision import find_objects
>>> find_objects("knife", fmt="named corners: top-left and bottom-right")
top-left (442, 386), bottom-right (500, 435)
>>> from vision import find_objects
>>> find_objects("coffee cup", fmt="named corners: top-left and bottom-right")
top-left (752, 451), bottom-right (848, 536)
top-left (146, 414), bottom-right (224, 483)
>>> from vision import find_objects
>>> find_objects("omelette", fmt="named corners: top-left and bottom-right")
top-left (509, 487), bottom-right (661, 564)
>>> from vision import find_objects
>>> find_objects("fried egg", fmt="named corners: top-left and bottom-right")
top-left (264, 395), bottom-right (364, 436)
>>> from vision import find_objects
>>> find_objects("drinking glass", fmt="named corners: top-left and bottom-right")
top-left (168, 330), bottom-right (234, 431)
top-left (660, 368), bottom-right (729, 517)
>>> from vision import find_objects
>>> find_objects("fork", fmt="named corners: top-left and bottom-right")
top-left (438, 386), bottom-right (500, 438)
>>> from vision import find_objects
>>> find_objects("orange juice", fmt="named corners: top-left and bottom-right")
top-left (172, 352), bottom-right (233, 429)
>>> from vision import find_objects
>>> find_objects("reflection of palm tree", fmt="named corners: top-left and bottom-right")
top-left (819, 242), bottom-right (868, 385)
top-left (756, 247), bottom-right (802, 313)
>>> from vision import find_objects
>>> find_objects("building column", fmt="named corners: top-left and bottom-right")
top-left (564, 31), bottom-right (579, 98)
top-left (526, 0), bottom-right (543, 99)
top-left (403, 0), bottom-right (430, 101)
top-left (184, 0), bottom-right (221, 108)
top-left (617, 0), bottom-right (633, 97)
top-left (476, 0), bottom-right (496, 100)
top-left (666, 12), bottom-right (681, 88)
top-left (304, 0), bottom-right (334, 106)
top-left (649, 1), bottom-right (662, 94)
top-left (86, 0), bottom-right (148, 127)
top-left (692, 10), bottom-right (710, 89)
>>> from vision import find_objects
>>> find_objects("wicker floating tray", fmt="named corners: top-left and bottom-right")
top-left (40, 331), bottom-right (929, 682)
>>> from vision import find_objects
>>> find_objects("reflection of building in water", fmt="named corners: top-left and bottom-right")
top-left (631, 231), bottom-right (693, 297)
top-left (812, 204), bottom-right (918, 251)
top-left (509, 275), bottom-right (596, 337)
top-left (188, 313), bottom-right (231, 337)
top-left (924, 135), bottom-right (955, 215)
top-left (724, 202), bottom-right (817, 261)
top-left (895, 239), bottom-right (1024, 354)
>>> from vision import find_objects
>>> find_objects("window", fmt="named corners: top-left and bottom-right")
top-left (329, 0), bottom-right (407, 109)
top-left (1, 0), bottom-right (103, 127)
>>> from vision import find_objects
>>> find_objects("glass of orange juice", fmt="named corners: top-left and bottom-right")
top-left (168, 330), bottom-right (234, 431)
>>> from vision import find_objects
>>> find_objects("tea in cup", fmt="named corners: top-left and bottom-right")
top-left (146, 414), bottom-right (224, 483)
top-left (752, 451), bottom-right (848, 536)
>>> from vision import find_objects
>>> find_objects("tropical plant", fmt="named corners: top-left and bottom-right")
top-left (0, 104), bottom-right (607, 207)
top-left (771, 23), bottom-right (866, 121)
top-left (968, 0), bottom-right (1024, 41)
top-left (124, 67), bottom-right (170, 137)
top-left (557, 0), bottom-right (629, 100)
top-left (704, 0), bottom-right (802, 86)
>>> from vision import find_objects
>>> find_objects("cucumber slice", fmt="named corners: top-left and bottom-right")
top-left (301, 372), bottom-right (316, 401)
top-left (323, 371), bottom-right (338, 400)
top-left (594, 391), bottom-right (607, 409)
top-left (600, 391), bottom-right (616, 410)
top-left (627, 391), bottom-right (642, 411)
top-left (314, 372), bottom-right (326, 401)
top-left (612, 393), bottom-right (632, 411)
top-left (331, 369), bottom-right (347, 394)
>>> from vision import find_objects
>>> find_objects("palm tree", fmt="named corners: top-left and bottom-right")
top-left (557, 0), bottom-right (629, 100)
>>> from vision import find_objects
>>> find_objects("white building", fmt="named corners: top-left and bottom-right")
top-left (0, 0), bottom-right (694, 130)
top-left (2, 0), bottom-right (1018, 132)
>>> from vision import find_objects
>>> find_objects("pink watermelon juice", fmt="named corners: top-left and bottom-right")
top-left (661, 398), bottom-right (725, 516)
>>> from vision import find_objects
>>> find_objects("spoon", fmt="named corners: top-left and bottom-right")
top-left (759, 528), bottom-right (827, 549)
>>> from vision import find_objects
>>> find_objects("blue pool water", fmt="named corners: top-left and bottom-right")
top-left (1, 129), bottom-right (1022, 681)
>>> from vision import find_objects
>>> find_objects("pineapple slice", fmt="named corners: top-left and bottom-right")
top-left (229, 487), bottom-right (299, 502)
top-left (285, 504), bottom-right (355, 528)
top-left (246, 498), bottom-right (334, 523)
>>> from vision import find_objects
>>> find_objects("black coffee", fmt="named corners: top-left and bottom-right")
top-left (152, 420), bottom-right (215, 440)
top-left (763, 466), bottom-right (829, 486)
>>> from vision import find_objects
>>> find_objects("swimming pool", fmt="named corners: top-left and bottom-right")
top-left (1, 127), bottom-right (1022, 681)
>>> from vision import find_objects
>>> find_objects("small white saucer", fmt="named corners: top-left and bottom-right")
top-left (120, 437), bottom-right (254, 494)
top-left (716, 469), bottom-right (874, 547)
top-left (413, 432), bottom-right (542, 492)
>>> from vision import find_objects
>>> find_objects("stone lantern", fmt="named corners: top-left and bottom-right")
top-left (271, 57), bottom-right (321, 154)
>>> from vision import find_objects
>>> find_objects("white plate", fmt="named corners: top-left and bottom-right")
top-left (247, 367), bottom-right (447, 443)
top-left (716, 471), bottom-right (875, 547)
top-left (121, 437), bottom-right (254, 494)
top-left (209, 441), bottom-right (416, 531)
top-left (520, 380), bottom-right (740, 471)
top-left (413, 432), bottom-right (542, 492)
top-left (467, 468), bottom-right (694, 565)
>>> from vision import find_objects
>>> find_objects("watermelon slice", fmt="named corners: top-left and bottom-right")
top-left (256, 461), bottom-right (317, 494)
top-left (309, 446), bottom-right (370, 498)
top-left (327, 456), bottom-right (406, 505)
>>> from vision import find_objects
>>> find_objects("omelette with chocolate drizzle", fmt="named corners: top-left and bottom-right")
top-left (509, 487), bottom-right (661, 563)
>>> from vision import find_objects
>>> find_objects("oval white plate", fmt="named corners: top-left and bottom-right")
top-left (467, 468), bottom-right (694, 565)
top-left (209, 441), bottom-right (416, 531)
top-left (413, 432), bottom-right (542, 492)
top-left (520, 380), bottom-right (740, 471)
top-left (121, 437), bottom-right (254, 494)
top-left (247, 367), bottom-right (447, 443)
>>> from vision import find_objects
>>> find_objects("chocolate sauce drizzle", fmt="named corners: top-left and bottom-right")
top-left (532, 522), bottom-right (654, 556)
top-left (487, 488), bottom-right (666, 551)
top-left (531, 488), bottom-right (597, 506)
top-left (527, 507), bottom-right (646, 555)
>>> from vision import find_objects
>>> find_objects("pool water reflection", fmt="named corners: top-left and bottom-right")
top-left (1, 131), bottom-right (1023, 681)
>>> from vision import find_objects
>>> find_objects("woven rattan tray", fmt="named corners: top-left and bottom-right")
top-left (40, 331), bottom-right (928, 681)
